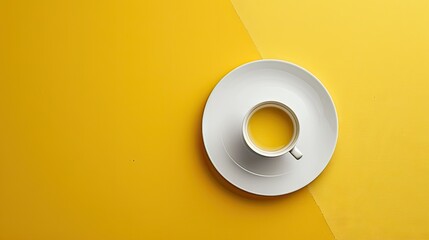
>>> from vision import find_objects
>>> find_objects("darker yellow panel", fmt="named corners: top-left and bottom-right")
top-left (0, 0), bottom-right (333, 239)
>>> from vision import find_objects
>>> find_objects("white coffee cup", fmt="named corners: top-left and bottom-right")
top-left (242, 101), bottom-right (303, 160)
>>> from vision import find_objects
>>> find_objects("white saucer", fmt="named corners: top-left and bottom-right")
top-left (202, 60), bottom-right (338, 196)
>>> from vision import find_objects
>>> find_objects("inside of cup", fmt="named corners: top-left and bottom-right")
top-left (243, 101), bottom-right (299, 157)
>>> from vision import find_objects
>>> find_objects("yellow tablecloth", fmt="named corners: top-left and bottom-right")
top-left (1, 0), bottom-right (428, 239)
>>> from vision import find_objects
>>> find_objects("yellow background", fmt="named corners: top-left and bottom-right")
top-left (231, 0), bottom-right (429, 239)
top-left (1, 0), bottom-right (428, 239)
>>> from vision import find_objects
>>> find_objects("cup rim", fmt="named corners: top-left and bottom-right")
top-left (242, 101), bottom-right (300, 158)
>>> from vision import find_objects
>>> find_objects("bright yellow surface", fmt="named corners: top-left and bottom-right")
top-left (248, 106), bottom-right (294, 151)
top-left (0, 0), bottom-right (334, 239)
top-left (232, 0), bottom-right (429, 239)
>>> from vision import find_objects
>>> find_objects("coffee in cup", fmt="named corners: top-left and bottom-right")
top-left (242, 101), bottom-right (303, 159)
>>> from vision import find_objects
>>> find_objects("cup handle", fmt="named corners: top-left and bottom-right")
top-left (290, 147), bottom-right (303, 160)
